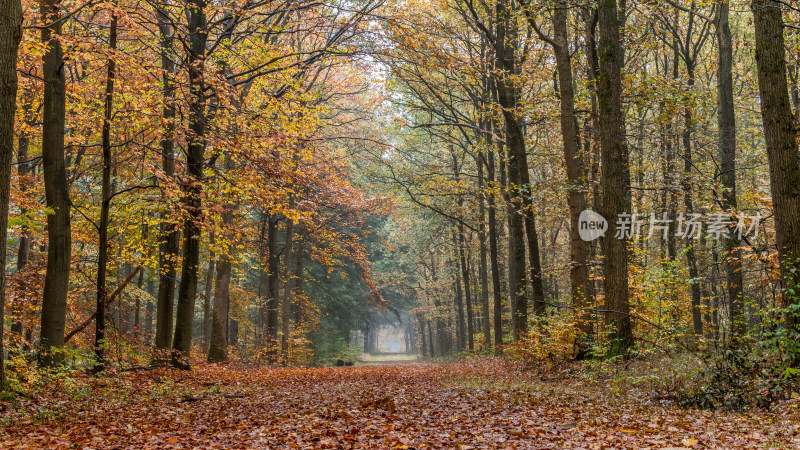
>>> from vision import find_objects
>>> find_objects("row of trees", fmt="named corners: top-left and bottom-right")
top-left (0, 0), bottom-right (399, 382)
top-left (371, 0), bottom-right (800, 359)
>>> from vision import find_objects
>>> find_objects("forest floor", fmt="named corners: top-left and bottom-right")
top-left (1, 358), bottom-right (799, 448)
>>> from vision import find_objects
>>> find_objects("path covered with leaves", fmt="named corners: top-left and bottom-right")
top-left (2, 360), bottom-right (799, 448)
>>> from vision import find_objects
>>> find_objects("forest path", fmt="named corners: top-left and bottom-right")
top-left (357, 352), bottom-right (420, 365)
top-left (2, 360), bottom-right (797, 448)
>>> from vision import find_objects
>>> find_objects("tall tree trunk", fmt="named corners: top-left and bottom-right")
top-left (280, 218), bottom-right (294, 365)
top-left (716, 0), bottom-right (745, 339)
top-left (94, 8), bottom-right (118, 370)
top-left (266, 215), bottom-right (280, 362)
top-left (154, 2), bottom-right (179, 353)
top-left (11, 72), bottom-right (32, 344)
top-left (39, 0), bottom-right (72, 367)
top-left (486, 145), bottom-right (504, 352)
top-left (202, 246), bottom-right (215, 347)
top-left (551, 3), bottom-right (593, 358)
top-left (0, 0), bottom-right (23, 388)
top-left (457, 223), bottom-right (474, 352)
top-left (495, 0), bottom-right (529, 340)
top-left (597, 0), bottom-right (633, 355)
top-left (207, 155), bottom-right (235, 363)
top-left (477, 156), bottom-right (491, 350)
top-left (292, 245), bottom-right (304, 324)
top-left (453, 270), bottom-right (466, 352)
top-left (751, 0), bottom-right (800, 330)
top-left (172, 0), bottom-right (208, 368)
top-left (682, 53), bottom-right (704, 336)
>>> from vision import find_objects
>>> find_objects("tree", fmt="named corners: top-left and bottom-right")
top-left (751, 0), bottom-right (800, 329)
top-left (597, 0), bottom-right (633, 355)
top-left (0, 0), bottom-right (23, 388)
top-left (153, 0), bottom-right (180, 354)
top-left (39, 0), bottom-right (72, 367)
top-left (94, 5), bottom-right (118, 371)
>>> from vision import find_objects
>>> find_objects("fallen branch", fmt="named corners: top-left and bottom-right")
top-left (64, 265), bottom-right (143, 343)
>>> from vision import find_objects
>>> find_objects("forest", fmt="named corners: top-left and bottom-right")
top-left (2, 0), bottom-right (800, 447)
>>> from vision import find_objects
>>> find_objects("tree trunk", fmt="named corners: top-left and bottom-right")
top-left (716, 0), bottom-right (745, 339)
top-left (202, 248), bottom-right (215, 347)
top-left (453, 267), bottom-right (466, 352)
top-left (751, 0), bottom-right (800, 329)
top-left (154, 2), bottom-right (179, 353)
top-left (266, 215), bottom-right (280, 362)
top-left (172, 0), bottom-right (208, 368)
top-left (94, 8), bottom-right (118, 370)
top-left (39, 0), bottom-right (72, 367)
top-left (280, 218), bottom-right (294, 365)
top-left (477, 165), bottom-right (491, 351)
top-left (486, 145), bottom-right (504, 352)
top-left (683, 59), bottom-right (704, 337)
top-left (457, 223), bottom-right (474, 352)
top-left (494, 0), bottom-right (529, 340)
top-left (552, 3), bottom-right (593, 358)
top-left (0, 0), bottom-right (22, 388)
top-left (597, 0), bottom-right (633, 355)
top-left (207, 154), bottom-right (235, 362)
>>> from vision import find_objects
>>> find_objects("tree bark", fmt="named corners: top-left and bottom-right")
top-left (280, 218), bottom-right (294, 365)
top-left (94, 7), bottom-right (118, 370)
top-left (477, 152), bottom-right (491, 350)
top-left (597, 0), bottom-right (633, 355)
top-left (457, 224), bottom-right (474, 351)
top-left (494, 0), bottom-right (529, 340)
top-left (551, 3), bottom-right (593, 358)
top-left (208, 153), bottom-right (235, 362)
top-left (716, 0), bottom-right (745, 339)
top-left (172, 0), bottom-right (208, 368)
top-left (202, 247), bottom-right (215, 347)
top-left (751, 0), bottom-right (800, 329)
top-left (266, 215), bottom-right (280, 362)
top-left (39, 0), bottom-right (72, 367)
top-left (0, 0), bottom-right (23, 388)
top-left (486, 144), bottom-right (504, 352)
top-left (154, 1), bottom-right (180, 353)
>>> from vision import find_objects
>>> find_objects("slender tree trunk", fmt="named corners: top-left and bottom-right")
top-left (11, 63), bottom-right (31, 345)
top-left (172, 0), bottom-right (208, 368)
top-left (208, 154), bottom-right (235, 363)
top-left (280, 217), bottom-right (294, 365)
top-left (202, 247), bottom-right (215, 347)
top-left (494, 0), bottom-right (529, 340)
top-left (154, 2), bottom-right (179, 353)
top-left (486, 143), bottom-right (504, 352)
top-left (94, 8), bottom-right (118, 370)
top-left (39, 0), bottom-right (72, 367)
top-left (0, 0), bottom-right (23, 388)
top-left (752, 0), bottom-right (800, 330)
top-left (293, 245), bottom-right (304, 323)
top-left (457, 224), bottom-right (474, 351)
top-left (266, 215), bottom-right (280, 362)
top-left (453, 271), bottom-right (466, 352)
top-left (551, 3), bottom-right (592, 358)
top-left (597, 0), bottom-right (633, 355)
top-left (716, 0), bottom-right (745, 339)
top-left (683, 60), bottom-right (704, 336)
top-left (477, 149), bottom-right (492, 350)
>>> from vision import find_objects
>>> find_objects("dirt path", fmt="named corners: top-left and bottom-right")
top-left (2, 361), bottom-right (798, 448)
top-left (357, 352), bottom-right (420, 365)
